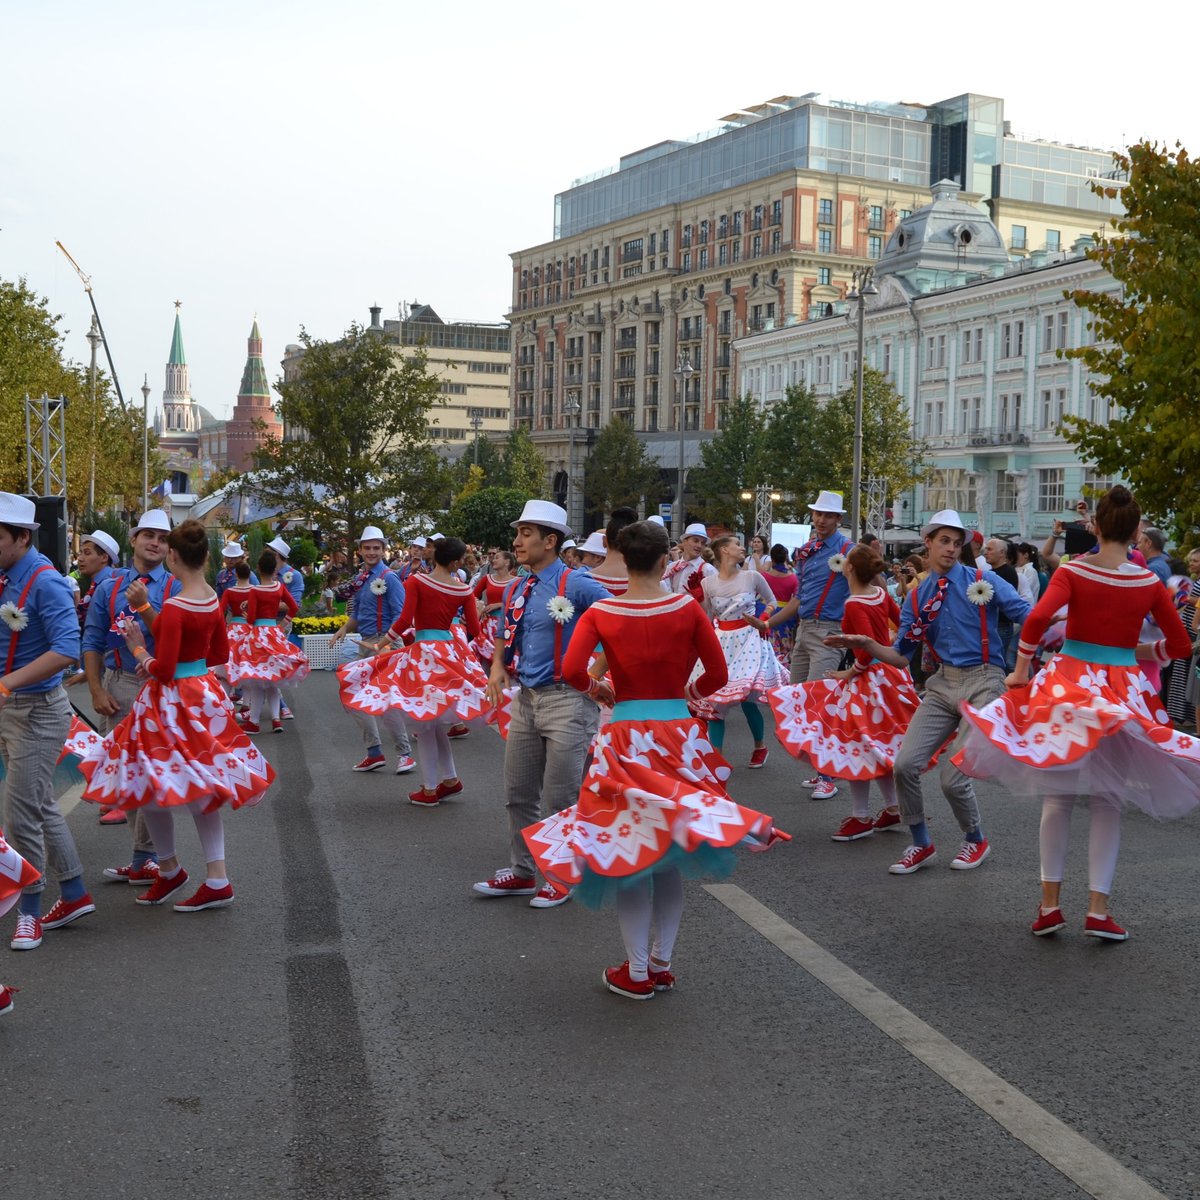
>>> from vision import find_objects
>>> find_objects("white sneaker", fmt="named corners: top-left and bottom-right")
top-left (811, 780), bottom-right (839, 800)
top-left (394, 755), bottom-right (416, 775)
top-left (529, 882), bottom-right (572, 909)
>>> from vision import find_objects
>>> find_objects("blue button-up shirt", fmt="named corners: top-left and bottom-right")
top-left (216, 566), bottom-right (258, 598)
top-left (893, 562), bottom-right (1031, 669)
top-left (1145, 555), bottom-right (1172, 584)
top-left (0, 546), bottom-right (81, 692)
top-left (506, 560), bottom-right (611, 689)
top-left (82, 563), bottom-right (181, 672)
top-left (350, 562), bottom-right (404, 637)
top-left (279, 562), bottom-right (305, 609)
top-left (795, 531), bottom-right (853, 621)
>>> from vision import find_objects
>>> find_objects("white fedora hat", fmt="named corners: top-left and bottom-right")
top-left (511, 499), bottom-right (572, 537)
top-left (81, 530), bottom-right (120, 563)
top-left (561, 538), bottom-right (577, 550)
top-left (221, 542), bottom-right (245, 559)
top-left (808, 490), bottom-right (846, 515)
top-left (0, 493), bottom-right (39, 530)
top-left (921, 508), bottom-right (968, 538)
top-left (682, 522), bottom-right (709, 542)
top-left (410, 536), bottom-right (428, 548)
top-left (430, 531), bottom-right (445, 541)
top-left (132, 510), bottom-right (172, 535)
top-left (578, 531), bottom-right (607, 556)
top-left (647, 515), bottom-right (666, 528)
top-left (267, 536), bottom-right (291, 558)
top-left (358, 525), bottom-right (386, 544)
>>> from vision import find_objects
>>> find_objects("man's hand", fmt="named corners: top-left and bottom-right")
top-left (126, 579), bottom-right (149, 610)
top-left (90, 687), bottom-right (120, 718)
top-left (330, 625), bottom-right (349, 644)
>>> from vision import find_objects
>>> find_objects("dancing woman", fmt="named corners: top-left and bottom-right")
top-left (471, 549), bottom-right (516, 668)
top-left (954, 487), bottom-right (1198, 941)
top-left (522, 520), bottom-right (787, 1001)
top-left (73, 519), bottom-right (275, 912)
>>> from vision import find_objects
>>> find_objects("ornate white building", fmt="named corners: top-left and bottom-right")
top-left (733, 180), bottom-right (1120, 542)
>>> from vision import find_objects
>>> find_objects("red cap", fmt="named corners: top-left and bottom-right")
top-left (970, 530), bottom-right (984, 546)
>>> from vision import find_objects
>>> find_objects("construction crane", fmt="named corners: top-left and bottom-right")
top-left (55, 240), bottom-right (126, 410)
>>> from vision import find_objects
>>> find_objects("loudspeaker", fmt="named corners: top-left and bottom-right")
top-left (21, 495), bottom-right (69, 573)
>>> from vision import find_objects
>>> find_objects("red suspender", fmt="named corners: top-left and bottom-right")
top-left (813, 570), bottom-right (839, 622)
top-left (977, 568), bottom-right (989, 663)
top-left (553, 568), bottom-right (571, 682)
top-left (4, 565), bottom-right (55, 675)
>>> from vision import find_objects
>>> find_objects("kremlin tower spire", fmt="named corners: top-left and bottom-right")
top-left (160, 301), bottom-right (197, 436)
top-left (225, 318), bottom-right (283, 471)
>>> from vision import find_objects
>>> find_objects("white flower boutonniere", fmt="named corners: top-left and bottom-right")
top-left (0, 602), bottom-right (29, 632)
top-left (282, 570), bottom-right (295, 585)
top-left (966, 579), bottom-right (995, 606)
top-left (369, 578), bottom-right (388, 595)
top-left (548, 595), bottom-right (576, 625)
top-left (828, 554), bottom-right (847, 573)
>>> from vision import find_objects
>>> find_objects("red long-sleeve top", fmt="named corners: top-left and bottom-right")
top-left (474, 573), bottom-right (512, 610)
top-left (220, 587), bottom-right (253, 622)
top-left (386, 573), bottom-right (480, 641)
top-left (249, 582), bottom-right (299, 624)
top-left (1017, 557), bottom-right (1192, 663)
top-left (143, 596), bottom-right (229, 683)
top-left (561, 593), bottom-right (728, 702)
top-left (842, 587), bottom-right (900, 668)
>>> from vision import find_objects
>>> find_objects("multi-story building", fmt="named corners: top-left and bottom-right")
top-left (508, 91), bottom-right (1124, 536)
top-left (280, 303), bottom-right (511, 452)
top-left (733, 179), bottom-right (1120, 542)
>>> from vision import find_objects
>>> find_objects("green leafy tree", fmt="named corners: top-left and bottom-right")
top-left (688, 395), bottom-right (766, 531)
top-left (1062, 141), bottom-right (1200, 538)
top-left (445, 486), bottom-right (528, 549)
top-left (197, 464), bottom-right (241, 499)
top-left (252, 324), bottom-right (447, 541)
top-left (756, 385), bottom-right (828, 522)
top-left (451, 435), bottom-right (503, 491)
top-left (495, 427), bottom-right (547, 497)
top-left (583, 419), bottom-right (667, 516)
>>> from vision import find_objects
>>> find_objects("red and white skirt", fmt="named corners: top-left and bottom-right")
top-left (689, 620), bottom-right (785, 718)
top-left (0, 828), bottom-right (40, 918)
top-left (68, 671), bottom-right (276, 813)
top-left (228, 623), bottom-right (310, 686)
top-left (768, 662), bottom-right (922, 780)
top-left (337, 633), bottom-right (490, 724)
top-left (522, 702), bottom-right (778, 897)
top-left (953, 648), bottom-right (1200, 818)
top-left (472, 613), bottom-right (499, 667)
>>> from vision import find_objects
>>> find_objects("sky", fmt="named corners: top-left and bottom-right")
top-left (2, 0), bottom-right (1193, 423)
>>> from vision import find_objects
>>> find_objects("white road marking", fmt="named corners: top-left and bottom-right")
top-left (705, 883), bottom-right (1166, 1200)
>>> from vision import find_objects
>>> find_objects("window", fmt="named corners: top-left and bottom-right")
top-left (662, 229), bottom-right (670, 254)
top-left (814, 354), bottom-right (832, 385)
top-left (699, 219), bottom-right (709, 244)
top-left (1083, 468), bottom-right (1116, 496)
top-left (818, 230), bottom-right (832, 254)
top-left (817, 266), bottom-right (831, 286)
top-left (995, 471), bottom-right (1018, 511)
top-left (752, 234), bottom-right (762, 258)
top-left (999, 391), bottom-right (1024, 429)
top-left (682, 224), bottom-right (692, 248)
top-left (961, 326), bottom-right (984, 363)
top-left (731, 240), bottom-right (741, 263)
top-left (881, 342), bottom-right (892, 376)
top-left (718, 243), bottom-right (728, 266)
top-left (900, 208), bottom-right (912, 220)
top-left (868, 205), bottom-right (884, 230)
top-left (1037, 468), bottom-right (1065, 511)
top-left (770, 230), bottom-right (781, 254)
top-left (923, 399), bottom-right (946, 435)
top-left (622, 238), bottom-right (643, 261)
top-left (648, 233), bottom-right (656, 256)
top-left (959, 395), bottom-right (982, 432)
top-left (682, 251), bottom-right (691, 272)
top-left (771, 199), bottom-right (782, 226)
top-left (1041, 312), bottom-right (1070, 352)
top-left (732, 211), bottom-right (743, 235)
top-left (1039, 387), bottom-right (1067, 429)
top-left (717, 215), bottom-right (728, 239)
top-left (925, 334), bottom-right (946, 370)
top-left (752, 204), bottom-right (764, 230)
top-left (926, 468), bottom-right (977, 513)
top-left (1046, 229), bottom-right (1061, 251)
top-left (1001, 320), bottom-right (1025, 357)
top-left (1011, 225), bottom-right (1027, 251)
top-left (818, 198), bottom-right (833, 224)
top-left (868, 235), bottom-right (882, 259)
top-left (1088, 388), bottom-right (1112, 424)
top-left (1057, 311), bottom-right (1069, 349)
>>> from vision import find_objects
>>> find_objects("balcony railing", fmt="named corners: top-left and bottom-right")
top-left (614, 365), bottom-right (637, 380)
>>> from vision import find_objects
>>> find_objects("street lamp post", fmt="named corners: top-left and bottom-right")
top-left (564, 394), bottom-right (581, 533)
top-left (141, 375), bottom-right (151, 514)
top-left (847, 266), bottom-right (878, 540)
top-left (672, 352), bottom-right (695, 540)
top-left (86, 315), bottom-right (101, 513)
top-left (470, 407), bottom-right (483, 467)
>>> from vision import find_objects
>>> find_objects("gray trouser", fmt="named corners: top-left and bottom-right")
top-left (347, 642), bottom-right (411, 756)
top-left (892, 663), bottom-right (1005, 835)
top-left (0, 687), bottom-right (81, 892)
top-left (790, 618), bottom-right (843, 684)
top-left (103, 669), bottom-right (155, 854)
top-left (505, 683), bottom-right (599, 878)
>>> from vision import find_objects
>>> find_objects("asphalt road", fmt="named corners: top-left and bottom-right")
top-left (4, 671), bottom-right (1199, 1200)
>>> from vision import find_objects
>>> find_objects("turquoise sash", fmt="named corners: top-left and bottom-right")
top-left (174, 659), bottom-right (207, 679)
top-left (230, 617), bottom-right (248, 624)
top-left (1061, 639), bottom-right (1137, 666)
top-left (254, 619), bottom-right (276, 627)
top-left (611, 699), bottom-right (692, 722)
top-left (414, 629), bottom-right (452, 642)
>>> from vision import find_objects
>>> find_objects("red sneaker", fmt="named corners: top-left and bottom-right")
top-left (603, 961), bottom-right (655, 1000)
top-left (872, 808), bottom-right (904, 832)
top-left (239, 721), bottom-right (261, 735)
top-left (447, 724), bottom-right (470, 739)
top-left (271, 720), bottom-right (283, 733)
top-left (0, 983), bottom-right (14, 1015)
top-left (9, 914), bottom-right (42, 951)
top-left (529, 881), bottom-right (572, 909)
top-left (42, 894), bottom-right (97, 929)
top-left (888, 843), bottom-right (938, 874)
top-left (472, 869), bottom-right (538, 897)
top-left (748, 747), bottom-right (769, 769)
top-left (648, 966), bottom-right (675, 992)
top-left (173, 882), bottom-right (235, 912)
top-left (1084, 914), bottom-right (1129, 941)
top-left (102, 861), bottom-right (160, 885)
top-left (831, 816), bottom-right (876, 842)
top-left (352, 754), bottom-right (386, 772)
top-left (1032, 907), bottom-right (1067, 936)
top-left (99, 808), bottom-right (128, 826)
top-left (409, 788), bottom-right (440, 807)
top-left (136, 869), bottom-right (190, 906)
top-left (435, 779), bottom-right (464, 799)
top-left (949, 839), bottom-right (990, 870)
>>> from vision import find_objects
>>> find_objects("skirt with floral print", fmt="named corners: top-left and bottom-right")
top-left (1, 828), bottom-right (40, 918)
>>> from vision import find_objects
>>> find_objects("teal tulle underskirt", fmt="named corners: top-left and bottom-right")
top-left (573, 841), bottom-right (736, 909)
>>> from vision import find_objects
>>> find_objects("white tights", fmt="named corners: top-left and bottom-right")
top-left (849, 775), bottom-right (897, 819)
top-left (245, 682), bottom-right (280, 725)
top-left (615, 868), bottom-right (684, 979)
top-left (1039, 796), bottom-right (1121, 896)
top-left (412, 722), bottom-right (457, 791)
top-left (140, 801), bottom-right (226, 868)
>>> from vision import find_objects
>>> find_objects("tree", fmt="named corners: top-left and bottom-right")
top-left (756, 385), bottom-right (828, 522)
top-left (252, 324), bottom-right (447, 541)
top-left (687, 395), bottom-right (766, 531)
top-left (450, 435), bottom-right (503, 492)
top-left (445, 486), bottom-right (528, 549)
top-left (197, 464), bottom-right (241, 499)
top-left (583, 419), bottom-right (667, 517)
top-left (1062, 141), bottom-right (1200, 538)
top-left (495, 427), bottom-right (547, 497)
